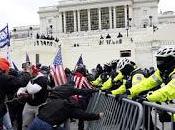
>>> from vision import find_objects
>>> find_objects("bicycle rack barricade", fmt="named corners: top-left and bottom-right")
top-left (142, 101), bottom-right (175, 130)
top-left (86, 92), bottom-right (143, 130)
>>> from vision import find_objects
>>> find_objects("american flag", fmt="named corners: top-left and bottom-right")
top-left (73, 72), bottom-right (93, 101)
top-left (50, 46), bottom-right (67, 86)
top-left (74, 73), bottom-right (92, 89)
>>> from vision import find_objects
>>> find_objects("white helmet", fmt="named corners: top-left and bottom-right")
top-left (117, 58), bottom-right (131, 70)
top-left (156, 47), bottom-right (175, 58)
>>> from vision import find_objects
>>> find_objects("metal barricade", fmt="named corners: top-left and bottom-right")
top-left (86, 92), bottom-right (143, 130)
top-left (141, 101), bottom-right (175, 130)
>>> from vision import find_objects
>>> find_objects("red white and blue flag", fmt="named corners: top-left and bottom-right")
top-left (51, 46), bottom-right (67, 86)
top-left (74, 72), bottom-right (93, 90)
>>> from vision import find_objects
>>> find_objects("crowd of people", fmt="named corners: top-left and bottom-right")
top-left (36, 33), bottom-right (59, 42)
top-left (0, 46), bottom-right (175, 130)
top-left (99, 33), bottom-right (123, 45)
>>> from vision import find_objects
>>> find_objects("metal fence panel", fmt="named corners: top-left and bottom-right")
top-left (86, 92), bottom-right (143, 130)
top-left (142, 101), bottom-right (175, 130)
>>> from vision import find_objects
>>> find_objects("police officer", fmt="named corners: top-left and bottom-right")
top-left (127, 47), bottom-right (175, 130)
top-left (129, 47), bottom-right (175, 100)
top-left (110, 58), bottom-right (145, 96)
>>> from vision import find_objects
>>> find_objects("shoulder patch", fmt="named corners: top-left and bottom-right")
top-left (136, 76), bottom-right (142, 80)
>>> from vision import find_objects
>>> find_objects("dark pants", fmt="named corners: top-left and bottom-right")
top-left (173, 122), bottom-right (175, 130)
top-left (144, 106), bottom-right (159, 130)
top-left (78, 98), bottom-right (90, 130)
top-left (8, 102), bottom-right (24, 130)
top-left (27, 117), bottom-right (65, 130)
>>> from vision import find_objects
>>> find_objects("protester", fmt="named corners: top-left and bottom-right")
top-left (73, 65), bottom-right (95, 130)
top-left (0, 58), bottom-right (23, 130)
top-left (7, 63), bottom-right (32, 130)
top-left (27, 85), bottom-right (103, 130)
top-left (17, 65), bottom-right (48, 130)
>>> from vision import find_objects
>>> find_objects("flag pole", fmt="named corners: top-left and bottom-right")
top-left (6, 24), bottom-right (11, 62)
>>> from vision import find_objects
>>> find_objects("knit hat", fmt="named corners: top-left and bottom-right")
top-left (0, 58), bottom-right (10, 72)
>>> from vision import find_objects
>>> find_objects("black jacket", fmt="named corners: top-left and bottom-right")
top-left (0, 72), bottom-right (22, 118)
top-left (26, 74), bottom-right (48, 106)
top-left (38, 86), bottom-right (99, 126)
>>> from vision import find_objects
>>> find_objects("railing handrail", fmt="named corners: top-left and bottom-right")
top-left (143, 101), bottom-right (175, 113)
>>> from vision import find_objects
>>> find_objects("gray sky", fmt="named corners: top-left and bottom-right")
top-left (0, 0), bottom-right (174, 29)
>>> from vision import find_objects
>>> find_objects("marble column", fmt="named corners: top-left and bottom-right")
top-left (98, 8), bottom-right (101, 30)
top-left (73, 10), bottom-right (77, 32)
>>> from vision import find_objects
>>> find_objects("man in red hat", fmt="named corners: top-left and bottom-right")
top-left (0, 58), bottom-right (10, 73)
top-left (0, 58), bottom-right (22, 130)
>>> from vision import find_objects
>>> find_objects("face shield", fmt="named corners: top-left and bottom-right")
top-left (156, 56), bottom-right (175, 72)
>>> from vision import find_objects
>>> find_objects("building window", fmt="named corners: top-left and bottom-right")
top-left (62, 12), bottom-right (64, 33)
top-left (48, 19), bottom-right (52, 24)
top-left (143, 10), bottom-right (147, 15)
top-left (116, 6), bottom-right (125, 28)
top-left (90, 8), bottom-right (99, 30)
top-left (120, 50), bottom-right (131, 57)
top-left (80, 9), bottom-right (88, 31)
top-left (65, 11), bottom-right (74, 33)
top-left (101, 7), bottom-right (110, 30)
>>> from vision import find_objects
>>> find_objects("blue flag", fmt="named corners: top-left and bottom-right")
top-left (12, 61), bottom-right (19, 71)
top-left (74, 54), bottom-right (84, 70)
top-left (76, 54), bottom-right (83, 66)
top-left (0, 25), bottom-right (10, 48)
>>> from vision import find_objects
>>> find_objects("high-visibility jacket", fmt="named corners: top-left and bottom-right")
top-left (101, 77), bottom-right (112, 90)
top-left (112, 72), bottom-right (145, 96)
top-left (129, 70), bottom-right (162, 98)
top-left (91, 75), bottom-right (102, 87)
top-left (113, 71), bottom-right (124, 82)
top-left (111, 80), bottom-right (126, 95)
top-left (101, 71), bottom-right (123, 90)
top-left (147, 69), bottom-right (175, 102)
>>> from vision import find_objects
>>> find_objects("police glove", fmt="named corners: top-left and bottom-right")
top-left (115, 94), bottom-right (127, 102)
top-left (125, 90), bottom-right (131, 95)
top-left (136, 95), bottom-right (147, 103)
top-left (104, 90), bottom-right (112, 97)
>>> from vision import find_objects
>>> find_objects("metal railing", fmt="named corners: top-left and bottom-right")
top-left (86, 92), bottom-right (143, 130)
top-left (141, 101), bottom-right (175, 130)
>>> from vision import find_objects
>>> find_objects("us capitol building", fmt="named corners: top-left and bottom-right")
top-left (1, 0), bottom-right (175, 70)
